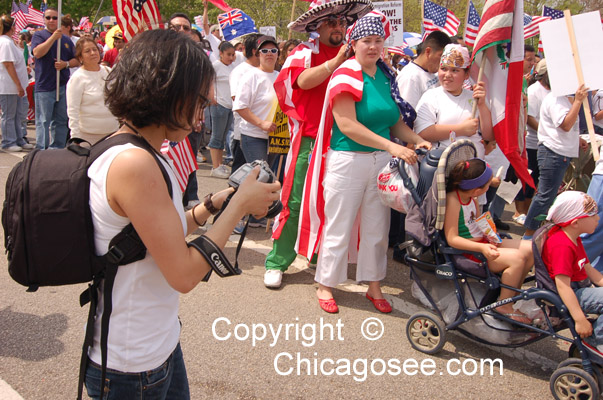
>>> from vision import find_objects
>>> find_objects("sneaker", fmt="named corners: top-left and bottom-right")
top-left (233, 220), bottom-right (246, 235)
top-left (249, 217), bottom-right (267, 228)
top-left (512, 214), bottom-right (526, 225)
top-left (210, 165), bottom-right (230, 179)
top-left (264, 269), bottom-right (283, 288)
top-left (4, 145), bottom-right (22, 152)
top-left (20, 143), bottom-right (34, 150)
top-left (197, 154), bottom-right (207, 164)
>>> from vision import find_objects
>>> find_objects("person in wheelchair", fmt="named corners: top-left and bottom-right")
top-left (443, 158), bottom-right (534, 323)
top-left (543, 191), bottom-right (603, 352)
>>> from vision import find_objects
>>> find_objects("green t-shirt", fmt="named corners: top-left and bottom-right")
top-left (330, 67), bottom-right (400, 152)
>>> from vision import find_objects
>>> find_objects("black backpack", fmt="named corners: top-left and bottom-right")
top-left (2, 133), bottom-right (172, 399)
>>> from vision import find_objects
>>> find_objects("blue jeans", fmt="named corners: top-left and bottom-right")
top-left (208, 104), bottom-right (233, 150)
top-left (0, 94), bottom-right (28, 148)
top-left (574, 287), bottom-right (603, 347)
top-left (85, 343), bottom-right (190, 400)
top-left (582, 174), bottom-right (603, 272)
top-left (524, 144), bottom-right (571, 231)
top-left (34, 86), bottom-right (69, 149)
top-left (241, 135), bottom-right (268, 163)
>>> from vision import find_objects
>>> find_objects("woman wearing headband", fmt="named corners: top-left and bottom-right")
top-left (306, 12), bottom-right (431, 314)
top-left (444, 158), bottom-right (533, 323)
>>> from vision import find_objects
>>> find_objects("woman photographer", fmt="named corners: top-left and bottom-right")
top-left (84, 29), bottom-right (280, 399)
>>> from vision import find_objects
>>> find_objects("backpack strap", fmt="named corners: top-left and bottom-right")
top-left (76, 133), bottom-right (175, 400)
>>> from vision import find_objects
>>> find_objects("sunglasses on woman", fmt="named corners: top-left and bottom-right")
top-left (259, 48), bottom-right (278, 54)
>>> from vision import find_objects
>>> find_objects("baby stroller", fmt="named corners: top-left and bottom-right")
top-left (400, 139), bottom-right (603, 399)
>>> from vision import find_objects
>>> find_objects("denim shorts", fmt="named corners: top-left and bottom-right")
top-left (85, 342), bottom-right (189, 400)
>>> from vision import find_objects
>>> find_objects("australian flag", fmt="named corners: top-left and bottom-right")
top-left (217, 9), bottom-right (257, 41)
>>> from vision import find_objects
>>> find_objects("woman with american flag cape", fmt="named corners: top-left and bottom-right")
top-left (298, 11), bottom-right (431, 314)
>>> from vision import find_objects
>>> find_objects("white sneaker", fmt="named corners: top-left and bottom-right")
top-left (197, 154), bottom-right (206, 163)
top-left (210, 165), bottom-right (230, 179)
top-left (21, 143), bottom-right (34, 150)
top-left (4, 145), bottom-right (22, 152)
top-left (264, 269), bottom-right (283, 288)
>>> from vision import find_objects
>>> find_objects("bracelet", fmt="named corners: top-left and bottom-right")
top-left (324, 61), bottom-right (331, 74)
top-left (191, 203), bottom-right (206, 227)
top-left (204, 193), bottom-right (220, 215)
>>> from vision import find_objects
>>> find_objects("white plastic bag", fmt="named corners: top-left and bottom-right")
top-left (377, 157), bottom-right (419, 213)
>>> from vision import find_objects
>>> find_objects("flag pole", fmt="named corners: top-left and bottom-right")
top-left (471, 51), bottom-right (487, 117)
top-left (462, 0), bottom-right (470, 44)
top-left (288, 0), bottom-right (297, 40)
top-left (563, 10), bottom-right (599, 161)
top-left (92, 0), bottom-right (106, 28)
top-left (56, 0), bottom-right (62, 102)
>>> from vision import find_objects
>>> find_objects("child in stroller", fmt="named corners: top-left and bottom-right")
top-left (444, 157), bottom-right (534, 323)
top-left (542, 190), bottom-right (603, 353)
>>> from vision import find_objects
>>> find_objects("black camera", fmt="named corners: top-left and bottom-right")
top-left (225, 160), bottom-right (282, 219)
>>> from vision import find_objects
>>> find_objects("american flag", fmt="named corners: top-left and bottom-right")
top-left (112, 0), bottom-right (161, 42)
top-left (160, 138), bottom-right (197, 193)
top-left (78, 16), bottom-right (90, 31)
top-left (463, 0), bottom-right (480, 46)
top-left (423, 0), bottom-right (460, 39)
top-left (388, 45), bottom-right (408, 56)
top-left (26, 0), bottom-right (44, 26)
top-left (523, 13), bottom-right (550, 39)
top-left (539, 6), bottom-right (564, 53)
top-left (11, 2), bottom-right (28, 40)
top-left (39, 0), bottom-right (46, 12)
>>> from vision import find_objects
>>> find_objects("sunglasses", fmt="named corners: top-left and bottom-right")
top-left (45, 16), bottom-right (58, 20)
top-left (324, 16), bottom-right (348, 28)
top-left (259, 48), bottom-right (278, 54)
top-left (170, 24), bottom-right (191, 32)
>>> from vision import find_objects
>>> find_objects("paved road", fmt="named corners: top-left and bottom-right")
top-left (0, 137), bottom-right (573, 399)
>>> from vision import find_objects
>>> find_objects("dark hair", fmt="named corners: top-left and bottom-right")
top-left (0, 15), bottom-right (13, 36)
top-left (19, 31), bottom-right (31, 42)
top-left (278, 39), bottom-right (300, 65)
top-left (105, 29), bottom-right (215, 130)
top-left (447, 158), bottom-right (488, 192)
top-left (190, 29), bottom-right (203, 43)
top-left (75, 37), bottom-right (99, 61)
top-left (218, 41), bottom-right (234, 52)
top-left (417, 31), bottom-right (451, 56)
top-left (524, 44), bottom-right (535, 54)
top-left (44, 7), bottom-right (58, 13)
top-left (169, 13), bottom-right (191, 24)
top-left (243, 33), bottom-right (262, 58)
top-left (61, 14), bottom-right (73, 29)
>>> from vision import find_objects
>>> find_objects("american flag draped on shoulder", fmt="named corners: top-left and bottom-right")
top-left (113, 0), bottom-right (161, 42)
top-left (463, 0), bottom-right (480, 46)
top-left (470, 0), bottom-right (534, 188)
top-left (271, 38), bottom-right (319, 240)
top-left (296, 58), bottom-right (364, 259)
top-left (160, 138), bottom-right (197, 194)
top-left (422, 0), bottom-right (460, 39)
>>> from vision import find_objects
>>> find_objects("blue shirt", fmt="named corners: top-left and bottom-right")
top-left (31, 30), bottom-right (75, 92)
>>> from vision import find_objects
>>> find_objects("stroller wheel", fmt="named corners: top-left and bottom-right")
top-left (406, 312), bottom-right (446, 354)
top-left (550, 366), bottom-right (600, 400)
top-left (558, 358), bottom-right (603, 394)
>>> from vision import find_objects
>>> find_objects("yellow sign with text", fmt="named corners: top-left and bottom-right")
top-left (268, 105), bottom-right (289, 155)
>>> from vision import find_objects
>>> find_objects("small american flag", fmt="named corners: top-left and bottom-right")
top-left (160, 138), bottom-right (197, 193)
top-left (26, 0), bottom-right (44, 26)
top-left (423, 0), bottom-right (460, 39)
top-left (11, 2), bottom-right (28, 40)
top-left (463, 0), bottom-right (480, 46)
top-left (112, 0), bottom-right (161, 42)
top-left (538, 6), bottom-right (564, 53)
top-left (78, 16), bottom-right (90, 30)
top-left (523, 14), bottom-right (550, 39)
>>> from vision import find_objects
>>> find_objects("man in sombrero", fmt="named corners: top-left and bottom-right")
top-left (265, 0), bottom-right (373, 288)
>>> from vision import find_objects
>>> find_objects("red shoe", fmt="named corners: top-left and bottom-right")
top-left (318, 298), bottom-right (339, 313)
top-left (366, 293), bottom-right (392, 313)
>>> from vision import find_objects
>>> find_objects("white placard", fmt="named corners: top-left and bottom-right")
top-left (259, 26), bottom-right (276, 38)
top-left (539, 11), bottom-right (603, 96)
top-left (372, 1), bottom-right (404, 47)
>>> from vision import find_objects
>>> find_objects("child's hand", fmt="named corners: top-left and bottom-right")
top-left (575, 317), bottom-right (593, 338)
top-left (481, 243), bottom-right (500, 261)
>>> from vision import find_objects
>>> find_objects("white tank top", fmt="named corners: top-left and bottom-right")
top-left (87, 143), bottom-right (185, 372)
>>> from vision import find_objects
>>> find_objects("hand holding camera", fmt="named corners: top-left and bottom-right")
top-left (225, 161), bottom-right (282, 219)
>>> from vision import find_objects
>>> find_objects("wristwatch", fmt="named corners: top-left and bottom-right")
top-left (204, 193), bottom-right (220, 215)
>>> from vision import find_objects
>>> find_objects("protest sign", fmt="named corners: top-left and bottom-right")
top-left (269, 106), bottom-right (289, 155)
top-left (372, 1), bottom-right (403, 47)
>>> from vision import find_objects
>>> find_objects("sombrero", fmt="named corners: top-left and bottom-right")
top-left (288, 0), bottom-right (373, 33)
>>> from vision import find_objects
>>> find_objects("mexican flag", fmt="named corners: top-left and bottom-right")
top-left (470, 0), bottom-right (535, 188)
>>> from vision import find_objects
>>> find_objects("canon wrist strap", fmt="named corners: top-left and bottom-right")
top-left (188, 235), bottom-right (241, 281)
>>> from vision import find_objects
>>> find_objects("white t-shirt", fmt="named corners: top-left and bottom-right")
top-left (396, 61), bottom-right (439, 109)
top-left (526, 81), bottom-right (550, 150)
top-left (538, 92), bottom-right (580, 158)
top-left (66, 66), bottom-right (120, 138)
top-left (212, 59), bottom-right (234, 109)
top-left (593, 90), bottom-right (603, 130)
top-left (0, 35), bottom-right (28, 95)
top-left (88, 143), bottom-right (184, 372)
top-left (230, 62), bottom-right (256, 140)
top-left (415, 86), bottom-right (485, 158)
top-left (232, 67), bottom-right (278, 139)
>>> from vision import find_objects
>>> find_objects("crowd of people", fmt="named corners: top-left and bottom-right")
top-left (2, 0), bottom-right (603, 397)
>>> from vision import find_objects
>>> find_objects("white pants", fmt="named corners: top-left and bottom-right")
top-left (315, 150), bottom-right (391, 287)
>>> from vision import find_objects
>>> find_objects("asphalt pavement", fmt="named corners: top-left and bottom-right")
top-left (0, 131), bottom-right (573, 399)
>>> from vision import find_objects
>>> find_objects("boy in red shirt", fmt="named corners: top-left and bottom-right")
top-left (543, 191), bottom-right (603, 352)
